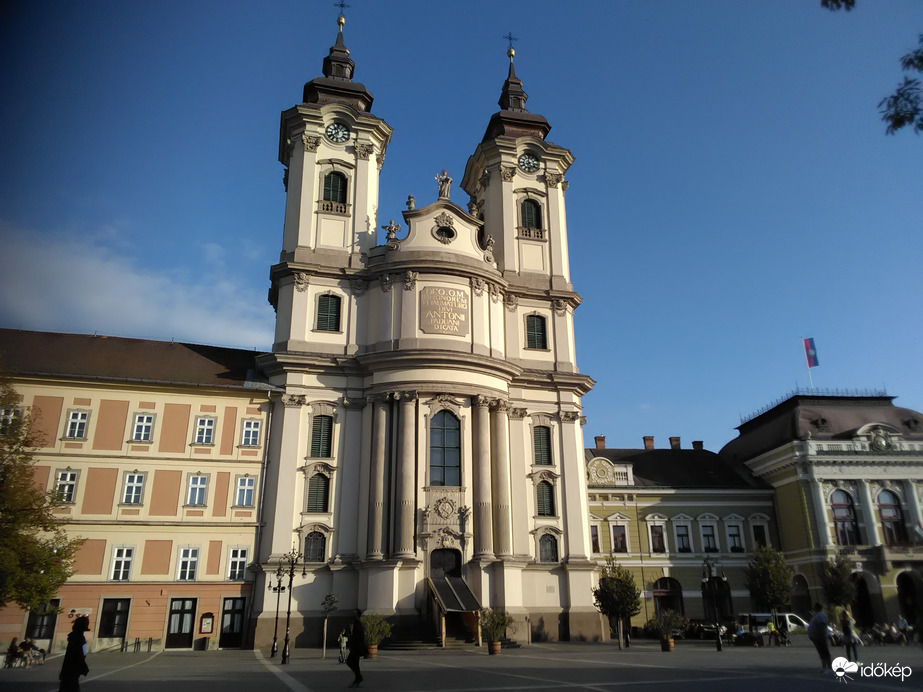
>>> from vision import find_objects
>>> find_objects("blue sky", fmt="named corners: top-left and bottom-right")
top-left (1, 1), bottom-right (921, 452)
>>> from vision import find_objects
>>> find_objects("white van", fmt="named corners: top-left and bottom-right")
top-left (776, 613), bottom-right (809, 632)
top-left (741, 612), bottom-right (809, 634)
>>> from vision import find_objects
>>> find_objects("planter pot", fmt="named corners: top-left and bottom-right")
top-left (367, 644), bottom-right (378, 659)
top-left (660, 638), bottom-right (674, 652)
top-left (488, 641), bottom-right (502, 655)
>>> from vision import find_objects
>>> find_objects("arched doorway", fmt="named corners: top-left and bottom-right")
top-left (897, 570), bottom-right (923, 622)
top-left (702, 578), bottom-right (733, 623)
top-left (430, 548), bottom-right (462, 579)
top-left (653, 577), bottom-right (684, 616)
top-left (791, 575), bottom-right (811, 618)
top-left (850, 572), bottom-right (882, 629)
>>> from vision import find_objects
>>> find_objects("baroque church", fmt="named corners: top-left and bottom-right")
top-left (254, 15), bottom-right (599, 644)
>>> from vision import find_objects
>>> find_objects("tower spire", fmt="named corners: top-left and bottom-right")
top-left (302, 10), bottom-right (374, 112)
top-left (481, 34), bottom-right (549, 141)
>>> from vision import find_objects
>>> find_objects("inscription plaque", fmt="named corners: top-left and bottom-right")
top-left (420, 286), bottom-right (469, 336)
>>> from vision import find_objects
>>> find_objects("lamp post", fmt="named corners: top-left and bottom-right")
top-left (279, 547), bottom-right (306, 665)
top-left (267, 562), bottom-right (286, 658)
top-left (702, 556), bottom-right (725, 652)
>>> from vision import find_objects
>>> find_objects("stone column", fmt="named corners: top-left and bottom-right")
top-left (393, 391), bottom-right (417, 558)
top-left (903, 480), bottom-right (922, 538)
top-left (810, 479), bottom-right (830, 547)
top-left (491, 399), bottom-right (513, 558)
top-left (857, 480), bottom-right (880, 546)
top-left (366, 393), bottom-right (389, 560)
top-left (472, 395), bottom-right (494, 559)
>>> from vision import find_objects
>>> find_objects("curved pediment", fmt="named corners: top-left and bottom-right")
top-left (586, 456), bottom-right (632, 486)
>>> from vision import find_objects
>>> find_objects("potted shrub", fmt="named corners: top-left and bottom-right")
top-left (648, 609), bottom-right (688, 652)
top-left (480, 608), bottom-right (514, 655)
top-left (360, 614), bottom-right (392, 659)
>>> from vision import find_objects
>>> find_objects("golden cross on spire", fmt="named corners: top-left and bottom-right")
top-left (334, 0), bottom-right (350, 17)
top-left (503, 32), bottom-right (518, 60)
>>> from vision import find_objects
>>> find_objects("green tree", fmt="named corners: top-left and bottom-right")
top-left (822, 0), bottom-right (923, 135)
top-left (592, 557), bottom-right (642, 650)
top-left (0, 373), bottom-right (82, 610)
top-left (743, 546), bottom-right (794, 612)
top-left (821, 555), bottom-right (857, 608)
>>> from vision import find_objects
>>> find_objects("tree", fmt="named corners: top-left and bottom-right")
top-left (592, 557), bottom-right (642, 650)
top-left (743, 546), bottom-right (794, 613)
top-left (821, 555), bottom-right (857, 608)
top-left (0, 373), bottom-right (82, 610)
top-left (822, 1), bottom-right (923, 135)
top-left (320, 593), bottom-right (338, 658)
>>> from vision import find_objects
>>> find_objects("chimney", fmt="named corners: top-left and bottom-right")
top-left (692, 440), bottom-right (704, 451)
top-left (669, 436), bottom-right (681, 450)
top-left (594, 435), bottom-right (606, 450)
top-left (643, 436), bottom-right (654, 450)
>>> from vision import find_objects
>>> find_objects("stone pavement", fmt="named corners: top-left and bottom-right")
top-left (2, 638), bottom-right (920, 691)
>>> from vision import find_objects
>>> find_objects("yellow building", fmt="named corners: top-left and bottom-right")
top-left (0, 330), bottom-right (272, 652)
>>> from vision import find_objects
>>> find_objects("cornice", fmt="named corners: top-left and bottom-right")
top-left (356, 349), bottom-right (522, 381)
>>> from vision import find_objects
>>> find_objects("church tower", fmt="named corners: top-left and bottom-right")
top-left (254, 22), bottom-right (601, 647)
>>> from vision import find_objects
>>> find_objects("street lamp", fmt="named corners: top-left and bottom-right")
top-left (267, 562), bottom-right (286, 658)
top-left (279, 547), bottom-right (306, 665)
top-left (702, 556), bottom-right (726, 652)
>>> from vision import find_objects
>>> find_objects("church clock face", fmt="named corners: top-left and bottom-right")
top-left (325, 123), bottom-right (350, 143)
top-left (518, 153), bottom-right (540, 173)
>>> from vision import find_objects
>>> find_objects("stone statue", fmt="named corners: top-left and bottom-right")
top-left (406, 194), bottom-right (415, 210)
top-left (436, 170), bottom-right (452, 199)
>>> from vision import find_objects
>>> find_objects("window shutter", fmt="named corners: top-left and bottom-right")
top-left (306, 474), bottom-right (329, 512)
top-left (521, 199), bottom-right (541, 229)
top-left (323, 173), bottom-right (346, 203)
top-left (316, 294), bottom-right (340, 331)
top-left (526, 315), bottom-right (547, 349)
top-left (537, 481), bottom-right (554, 516)
top-left (310, 415), bottom-right (333, 457)
top-left (533, 426), bottom-right (551, 465)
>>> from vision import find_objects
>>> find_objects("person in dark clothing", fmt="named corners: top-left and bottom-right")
top-left (346, 611), bottom-right (366, 688)
top-left (807, 603), bottom-right (832, 672)
top-left (59, 616), bottom-right (90, 692)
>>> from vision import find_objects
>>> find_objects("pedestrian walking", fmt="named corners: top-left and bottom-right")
top-left (840, 609), bottom-right (858, 662)
top-left (807, 603), bottom-right (832, 672)
top-left (59, 615), bottom-right (90, 691)
top-left (346, 611), bottom-right (366, 688)
top-left (338, 628), bottom-right (348, 664)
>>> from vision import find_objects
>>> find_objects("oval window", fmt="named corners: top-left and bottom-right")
top-left (434, 226), bottom-right (456, 242)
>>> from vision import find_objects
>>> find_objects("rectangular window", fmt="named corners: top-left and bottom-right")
top-left (123, 473), bottom-right (144, 505)
top-left (310, 415), bottom-right (333, 458)
top-left (26, 600), bottom-right (59, 639)
top-left (178, 547), bottom-right (198, 581)
top-left (235, 477), bottom-right (255, 507)
top-left (676, 525), bottom-right (692, 552)
top-left (727, 525), bottom-right (744, 552)
top-left (702, 525), bottom-right (718, 552)
top-left (650, 525), bottom-right (666, 553)
top-left (132, 414), bottom-right (154, 441)
top-left (753, 524), bottom-right (768, 548)
top-left (612, 525), bottom-right (628, 553)
top-left (194, 417), bottom-right (214, 445)
top-left (66, 410), bottom-right (89, 439)
top-left (0, 407), bottom-right (21, 437)
top-left (525, 314), bottom-right (547, 350)
top-left (316, 294), bottom-right (342, 332)
top-left (111, 547), bottom-right (133, 581)
top-left (56, 471), bottom-right (77, 503)
top-left (187, 476), bottom-right (207, 506)
top-left (228, 548), bottom-right (248, 581)
top-left (241, 420), bottom-right (261, 446)
top-left (533, 426), bottom-right (552, 465)
top-left (590, 525), bottom-right (600, 553)
top-left (98, 598), bottom-right (130, 638)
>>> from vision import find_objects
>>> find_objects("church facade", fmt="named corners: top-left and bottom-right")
top-left (251, 18), bottom-right (600, 645)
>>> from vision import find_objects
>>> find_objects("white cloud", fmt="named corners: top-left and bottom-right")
top-left (0, 223), bottom-right (274, 350)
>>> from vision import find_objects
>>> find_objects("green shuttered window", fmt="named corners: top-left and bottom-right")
top-left (533, 425), bottom-right (551, 465)
top-left (537, 480), bottom-right (554, 516)
top-left (316, 294), bottom-right (341, 332)
top-left (521, 199), bottom-right (541, 229)
top-left (526, 314), bottom-right (547, 350)
top-left (310, 415), bottom-right (333, 458)
top-left (322, 172), bottom-right (347, 203)
top-left (306, 473), bottom-right (329, 513)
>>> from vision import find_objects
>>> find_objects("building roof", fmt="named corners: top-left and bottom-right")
top-left (719, 393), bottom-right (923, 465)
top-left (0, 329), bottom-right (271, 390)
top-left (585, 447), bottom-right (766, 489)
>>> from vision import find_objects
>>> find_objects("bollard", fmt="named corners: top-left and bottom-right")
top-left (147, 638), bottom-right (153, 652)
top-left (134, 638), bottom-right (140, 653)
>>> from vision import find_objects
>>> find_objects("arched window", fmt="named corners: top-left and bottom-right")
top-left (539, 534), bottom-right (558, 562)
top-left (831, 489), bottom-right (859, 546)
top-left (322, 172), bottom-right (347, 203)
top-left (306, 474), bottom-right (329, 513)
top-left (521, 199), bottom-right (542, 229)
top-left (310, 415), bottom-right (333, 458)
top-left (878, 489), bottom-right (907, 546)
top-left (304, 531), bottom-right (325, 563)
top-left (537, 480), bottom-right (555, 516)
top-left (526, 314), bottom-right (547, 350)
top-left (430, 410), bottom-right (460, 486)
top-left (533, 425), bottom-right (552, 465)
top-left (316, 294), bottom-right (341, 332)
